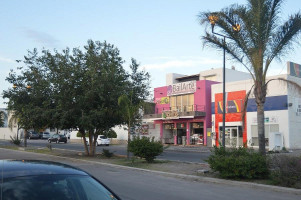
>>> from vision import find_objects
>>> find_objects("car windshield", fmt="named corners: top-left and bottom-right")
top-left (2, 174), bottom-right (118, 200)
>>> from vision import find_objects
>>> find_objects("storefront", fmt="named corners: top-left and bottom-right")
top-left (212, 90), bottom-right (247, 147)
top-left (211, 62), bottom-right (301, 150)
top-left (148, 79), bottom-right (217, 145)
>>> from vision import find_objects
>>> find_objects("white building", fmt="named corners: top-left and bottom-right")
top-left (211, 61), bottom-right (301, 150)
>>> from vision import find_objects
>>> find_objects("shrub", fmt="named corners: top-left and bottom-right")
top-left (76, 131), bottom-right (89, 137)
top-left (104, 129), bottom-right (117, 138)
top-left (10, 135), bottom-right (21, 146)
top-left (102, 149), bottom-right (114, 158)
top-left (207, 146), bottom-right (269, 179)
top-left (129, 136), bottom-right (163, 163)
top-left (268, 155), bottom-right (301, 188)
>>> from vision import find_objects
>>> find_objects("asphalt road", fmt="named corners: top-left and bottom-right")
top-left (1, 139), bottom-right (211, 163)
top-left (0, 148), bottom-right (300, 200)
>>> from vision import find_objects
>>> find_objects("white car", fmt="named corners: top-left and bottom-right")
top-left (86, 135), bottom-right (110, 146)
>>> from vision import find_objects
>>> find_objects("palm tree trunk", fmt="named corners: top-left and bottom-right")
top-left (257, 102), bottom-right (266, 155)
top-left (127, 121), bottom-right (131, 159)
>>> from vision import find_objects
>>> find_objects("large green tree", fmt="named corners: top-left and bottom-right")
top-left (199, 0), bottom-right (301, 154)
top-left (3, 40), bottom-right (150, 155)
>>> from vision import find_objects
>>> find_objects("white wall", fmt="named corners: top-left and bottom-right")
top-left (112, 125), bottom-right (128, 140)
top-left (287, 75), bottom-right (301, 148)
top-left (166, 73), bottom-right (185, 85)
top-left (246, 110), bottom-right (289, 148)
top-left (199, 68), bottom-right (251, 83)
top-left (0, 127), bottom-right (20, 140)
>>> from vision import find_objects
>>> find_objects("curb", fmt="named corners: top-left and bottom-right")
top-left (1, 147), bottom-right (301, 195)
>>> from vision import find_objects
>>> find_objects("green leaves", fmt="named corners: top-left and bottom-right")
top-left (3, 40), bottom-right (151, 156)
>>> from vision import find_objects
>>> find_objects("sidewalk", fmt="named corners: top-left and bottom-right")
top-left (164, 144), bottom-right (212, 153)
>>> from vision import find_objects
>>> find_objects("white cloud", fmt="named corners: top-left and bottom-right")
top-left (22, 27), bottom-right (60, 47)
top-left (142, 57), bottom-right (221, 70)
top-left (0, 56), bottom-right (14, 63)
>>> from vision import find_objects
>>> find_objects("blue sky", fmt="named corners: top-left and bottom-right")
top-left (1, 0), bottom-right (300, 107)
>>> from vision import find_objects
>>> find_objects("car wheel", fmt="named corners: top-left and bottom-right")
top-left (48, 140), bottom-right (51, 143)
top-left (106, 144), bottom-right (109, 146)
top-left (64, 141), bottom-right (67, 143)
top-left (56, 140), bottom-right (59, 143)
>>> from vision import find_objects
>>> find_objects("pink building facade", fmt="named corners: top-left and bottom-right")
top-left (145, 79), bottom-right (218, 145)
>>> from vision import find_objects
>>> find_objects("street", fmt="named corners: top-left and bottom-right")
top-left (0, 148), bottom-right (300, 200)
top-left (0, 139), bottom-right (211, 163)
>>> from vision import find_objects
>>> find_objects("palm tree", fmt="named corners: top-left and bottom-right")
top-left (199, 0), bottom-right (301, 155)
top-left (118, 92), bottom-right (142, 159)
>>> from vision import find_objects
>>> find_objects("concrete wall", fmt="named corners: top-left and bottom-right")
top-left (287, 75), bottom-right (301, 149)
top-left (0, 127), bottom-right (20, 140)
top-left (166, 73), bottom-right (185, 85)
top-left (199, 68), bottom-right (251, 83)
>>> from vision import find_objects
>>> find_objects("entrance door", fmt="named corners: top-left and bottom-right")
top-left (223, 126), bottom-right (243, 147)
top-left (177, 129), bottom-right (185, 145)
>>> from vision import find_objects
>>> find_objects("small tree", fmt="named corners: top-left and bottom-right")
top-left (129, 136), bottom-right (163, 163)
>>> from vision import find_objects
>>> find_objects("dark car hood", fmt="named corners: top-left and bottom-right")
top-left (0, 160), bottom-right (87, 178)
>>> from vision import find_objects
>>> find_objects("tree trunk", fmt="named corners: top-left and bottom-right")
top-left (257, 103), bottom-right (266, 155)
top-left (127, 123), bottom-right (131, 159)
top-left (24, 129), bottom-right (28, 147)
top-left (81, 129), bottom-right (89, 156)
top-left (254, 78), bottom-right (267, 155)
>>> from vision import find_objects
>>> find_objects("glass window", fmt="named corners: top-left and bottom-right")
top-left (176, 96), bottom-right (182, 111)
top-left (2, 175), bottom-right (118, 200)
top-left (182, 95), bottom-right (188, 111)
top-left (170, 96), bottom-right (176, 110)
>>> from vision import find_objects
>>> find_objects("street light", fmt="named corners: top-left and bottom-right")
top-left (209, 15), bottom-right (240, 147)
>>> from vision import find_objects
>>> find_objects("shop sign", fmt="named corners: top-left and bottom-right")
top-left (252, 116), bottom-right (278, 123)
top-left (177, 123), bottom-right (186, 129)
top-left (217, 100), bottom-right (242, 114)
top-left (162, 110), bottom-right (179, 119)
top-left (167, 80), bottom-right (196, 96)
top-left (164, 123), bottom-right (174, 129)
top-left (192, 122), bottom-right (203, 128)
top-left (155, 97), bottom-right (169, 104)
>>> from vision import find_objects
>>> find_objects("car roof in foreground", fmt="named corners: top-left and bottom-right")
top-left (1, 160), bottom-right (88, 179)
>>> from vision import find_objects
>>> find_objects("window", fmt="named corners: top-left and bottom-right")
top-left (170, 94), bottom-right (195, 112)
top-left (251, 124), bottom-right (279, 147)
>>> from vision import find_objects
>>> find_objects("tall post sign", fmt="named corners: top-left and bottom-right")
top-left (167, 80), bottom-right (196, 96)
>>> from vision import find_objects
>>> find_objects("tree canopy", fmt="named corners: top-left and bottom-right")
top-left (3, 40), bottom-right (150, 155)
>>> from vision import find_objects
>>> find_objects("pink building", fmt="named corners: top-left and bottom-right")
top-left (144, 74), bottom-right (218, 146)
top-left (143, 69), bottom-right (251, 146)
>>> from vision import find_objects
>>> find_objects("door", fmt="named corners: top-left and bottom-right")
top-left (223, 126), bottom-right (243, 147)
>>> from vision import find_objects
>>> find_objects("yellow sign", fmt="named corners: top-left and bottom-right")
top-left (160, 97), bottom-right (169, 104)
top-left (207, 131), bottom-right (211, 137)
top-left (162, 110), bottom-right (179, 119)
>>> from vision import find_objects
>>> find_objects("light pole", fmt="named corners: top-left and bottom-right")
top-left (208, 15), bottom-right (240, 147)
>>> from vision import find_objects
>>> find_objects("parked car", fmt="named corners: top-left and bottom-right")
top-left (48, 134), bottom-right (67, 143)
top-left (40, 132), bottom-right (50, 139)
top-left (86, 135), bottom-right (110, 146)
top-left (28, 131), bottom-right (39, 140)
top-left (0, 160), bottom-right (120, 200)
